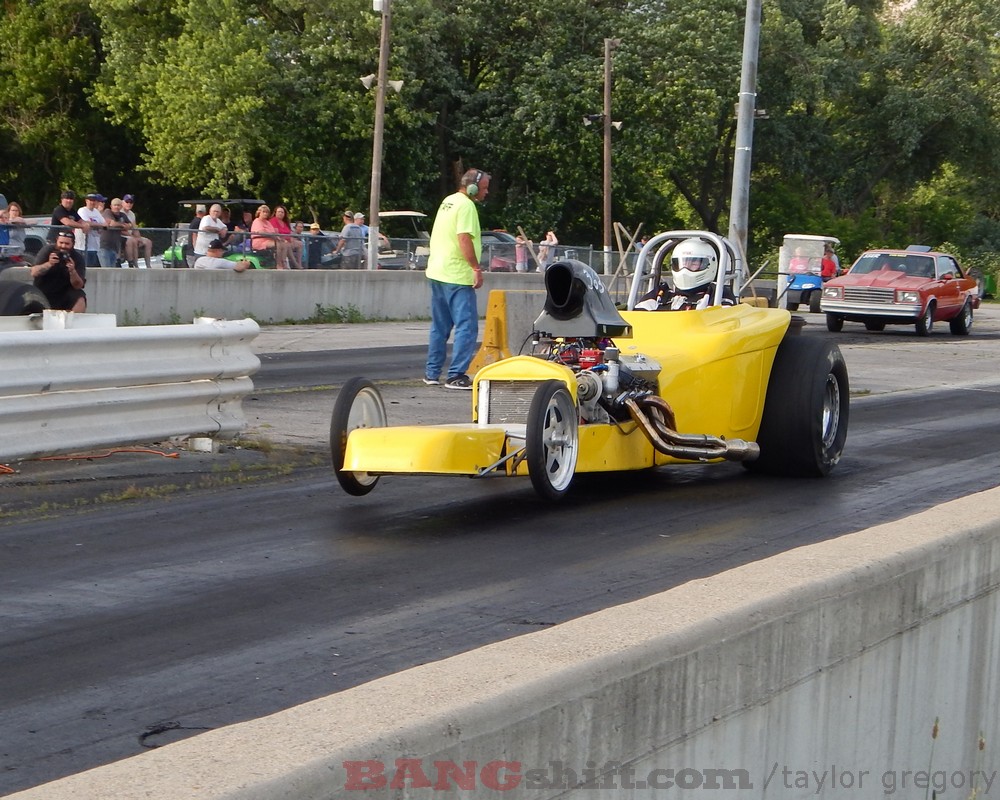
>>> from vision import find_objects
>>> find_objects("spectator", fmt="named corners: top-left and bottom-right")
top-left (3, 201), bottom-right (27, 257)
top-left (99, 197), bottom-right (131, 267)
top-left (48, 190), bottom-right (89, 244)
top-left (304, 222), bottom-right (328, 268)
top-left (514, 234), bottom-right (531, 273)
top-left (335, 210), bottom-right (364, 270)
top-left (356, 212), bottom-right (390, 256)
top-left (77, 193), bottom-right (107, 267)
top-left (539, 229), bottom-right (559, 269)
top-left (195, 203), bottom-right (229, 257)
top-left (194, 239), bottom-right (251, 271)
top-left (423, 167), bottom-right (490, 390)
top-left (121, 194), bottom-right (153, 269)
top-left (250, 204), bottom-right (280, 267)
top-left (0, 206), bottom-right (8, 251)
top-left (32, 229), bottom-right (87, 311)
top-left (291, 220), bottom-right (306, 269)
top-left (189, 204), bottom-right (207, 249)
top-left (270, 204), bottom-right (296, 269)
top-left (822, 242), bottom-right (841, 278)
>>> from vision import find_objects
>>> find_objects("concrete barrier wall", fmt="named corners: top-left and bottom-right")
top-left (14, 487), bottom-right (1000, 799)
top-left (84, 269), bottom-right (549, 324)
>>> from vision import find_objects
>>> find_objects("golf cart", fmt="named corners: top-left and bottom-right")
top-left (779, 233), bottom-right (840, 312)
top-left (161, 199), bottom-right (266, 268)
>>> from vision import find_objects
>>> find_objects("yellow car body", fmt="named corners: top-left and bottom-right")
top-left (342, 303), bottom-right (790, 478)
top-left (333, 231), bottom-right (849, 501)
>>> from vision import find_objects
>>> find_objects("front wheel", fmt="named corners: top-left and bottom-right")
top-left (526, 380), bottom-right (579, 501)
top-left (330, 377), bottom-right (387, 496)
top-left (826, 313), bottom-right (844, 332)
top-left (949, 301), bottom-right (973, 336)
top-left (746, 336), bottom-right (849, 477)
top-left (808, 292), bottom-right (822, 313)
top-left (916, 303), bottom-right (934, 336)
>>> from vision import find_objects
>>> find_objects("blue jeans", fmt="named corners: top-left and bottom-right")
top-left (426, 279), bottom-right (478, 380)
top-left (98, 247), bottom-right (120, 267)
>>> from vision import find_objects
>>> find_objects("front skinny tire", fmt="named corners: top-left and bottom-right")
top-left (526, 380), bottom-right (579, 501)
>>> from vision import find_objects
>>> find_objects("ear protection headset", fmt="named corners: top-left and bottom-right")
top-left (466, 170), bottom-right (484, 197)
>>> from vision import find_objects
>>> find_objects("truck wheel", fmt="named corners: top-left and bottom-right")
top-left (746, 337), bottom-right (849, 477)
top-left (526, 380), bottom-right (579, 500)
top-left (864, 321), bottom-right (885, 332)
top-left (0, 281), bottom-right (50, 315)
top-left (948, 301), bottom-right (973, 336)
top-left (330, 377), bottom-right (386, 496)
top-left (826, 313), bottom-right (844, 332)
top-left (916, 302), bottom-right (934, 336)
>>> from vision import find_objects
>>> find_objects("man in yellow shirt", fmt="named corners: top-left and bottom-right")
top-left (423, 168), bottom-right (490, 390)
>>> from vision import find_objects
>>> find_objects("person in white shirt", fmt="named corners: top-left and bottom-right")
top-left (193, 239), bottom-right (251, 271)
top-left (195, 203), bottom-right (229, 256)
top-left (77, 193), bottom-right (107, 267)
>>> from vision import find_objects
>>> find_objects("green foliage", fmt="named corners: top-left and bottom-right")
top-left (2, 0), bottom-right (999, 269)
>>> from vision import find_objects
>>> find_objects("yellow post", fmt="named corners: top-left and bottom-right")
top-left (470, 290), bottom-right (511, 373)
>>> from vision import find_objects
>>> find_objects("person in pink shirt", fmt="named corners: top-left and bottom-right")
top-left (271, 204), bottom-right (299, 269)
top-left (250, 206), bottom-right (281, 269)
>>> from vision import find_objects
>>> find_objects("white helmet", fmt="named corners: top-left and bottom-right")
top-left (670, 239), bottom-right (718, 291)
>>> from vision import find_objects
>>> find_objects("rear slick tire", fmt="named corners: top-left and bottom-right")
top-left (746, 336), bottom-right (849, 477)
top-left (330, 377), bottom-right (387, 496)
top-left (526, 380), bottom-right (579, 501)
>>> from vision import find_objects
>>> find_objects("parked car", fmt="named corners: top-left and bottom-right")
top-left (481, 230), bottom-right (518, 272)
top-left (405, 227), bottom-right (519, 271)
top-left (821, 245), bottom-right (981, 336)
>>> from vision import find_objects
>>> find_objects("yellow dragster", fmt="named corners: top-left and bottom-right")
top-left (331, 231), bottom-right (849, 501)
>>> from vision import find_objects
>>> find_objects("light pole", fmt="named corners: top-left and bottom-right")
top-left (727, 0), bottom-right (762, 269)
top-left (366, 0), bottom-right (392, 270)
top-left (602, 38), bottom-right (620, 275)
top-left (583, 39), bottom-right (622, 274)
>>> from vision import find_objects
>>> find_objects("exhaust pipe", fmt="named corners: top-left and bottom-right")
top-left (624, 395), bottom-right (759, 462)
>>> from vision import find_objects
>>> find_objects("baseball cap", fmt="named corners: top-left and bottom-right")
top-left (354, 212), bottom-right (365, 220)
top-left (309, 222), bottom-right (321, 230)
top-left (60, 190), bottom-right (76, 200)
top-left (85, 193), bottom-right (105, 201)
top-left (196, 204), bottom-right (207, 213)
top-left (342, 209), bottom-right (353, 218)
top-left (123, 194), bottom-right (135, 203)
top-left (207, 238), bottom-right (225, 250)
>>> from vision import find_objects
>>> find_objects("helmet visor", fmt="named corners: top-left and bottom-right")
top-left (672, 255), bottom-right (712, 272)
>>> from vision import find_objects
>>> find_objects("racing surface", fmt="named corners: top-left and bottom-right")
top-left (3, 315), bottom-right (1000, 794)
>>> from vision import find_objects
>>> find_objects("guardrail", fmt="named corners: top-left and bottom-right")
top-left (0, 313), bottom-right (260, 461)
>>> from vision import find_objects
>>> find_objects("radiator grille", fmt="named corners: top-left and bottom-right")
top-left (485, 380), bottom-right (540, 424)
top-left (843, 286), bottom-right (895, 303)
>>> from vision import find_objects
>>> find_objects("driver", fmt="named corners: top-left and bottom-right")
top-left (636, 239), bottom-right (736, 311)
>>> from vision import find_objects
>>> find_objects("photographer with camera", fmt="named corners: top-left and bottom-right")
top-left (32, 229), bottom-right (87, 312)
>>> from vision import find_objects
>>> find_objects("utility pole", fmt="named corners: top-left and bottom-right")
top-left (727, 0), bottom-right (762, 266)
top-left (367, 0), bottom-right (392, 270)
top-left (602, 38), bottom-right (621, 275)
